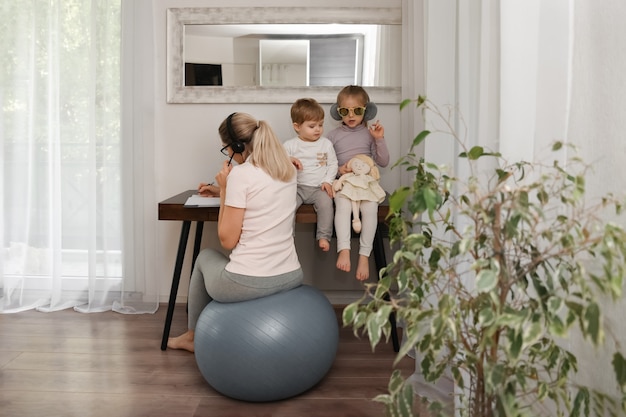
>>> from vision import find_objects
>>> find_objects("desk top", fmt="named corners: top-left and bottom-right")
top-left (159, 190), bottom-right (389, 224)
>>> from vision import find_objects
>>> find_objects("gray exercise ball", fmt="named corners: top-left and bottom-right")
top-left (194, 284), bottom-right (339, 402)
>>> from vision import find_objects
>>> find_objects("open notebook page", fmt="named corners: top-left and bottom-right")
top-left (184, 194), bottom-right (220, 207)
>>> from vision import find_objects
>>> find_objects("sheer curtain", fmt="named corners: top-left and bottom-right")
top-left (402, 0), bottom-right (574, 407)
top-left (361, 24), bottom-right (402, 87)
top-left (1, 0), bottom-right (158, 314)
top-left (420, 0), bottom-right (573, 166)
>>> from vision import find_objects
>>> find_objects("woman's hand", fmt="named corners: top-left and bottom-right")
top-left (197, 182), bottom-right (220, 197)
top-left (215, 160), bottom-right (233, 192)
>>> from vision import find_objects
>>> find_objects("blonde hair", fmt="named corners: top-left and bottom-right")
top-left (219, 112), bottom-right (295, 182)
top-left (349, 154), bottom-right (380, 180)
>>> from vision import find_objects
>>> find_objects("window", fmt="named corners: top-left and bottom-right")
top-left (0, 1), bottom-right (133, 312)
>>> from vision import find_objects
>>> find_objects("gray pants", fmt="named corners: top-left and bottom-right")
top-left (187, 248), bottom-right (304, 330)
top-left (297, 184), bottom-right (334, 241)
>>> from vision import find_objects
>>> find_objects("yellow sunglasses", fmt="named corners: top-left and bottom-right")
top-left (336, 106), bottom-right (366, 117)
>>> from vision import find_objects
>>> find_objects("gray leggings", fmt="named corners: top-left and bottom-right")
top-left (334, 195), bottom-right (379, 257)
top-left (187, 248), bottom-right (304, 330)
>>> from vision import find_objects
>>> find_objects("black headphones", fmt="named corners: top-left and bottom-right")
top-left (330, 102), bottom-right (378, 122)
top-left (226, 113), bottom-right (246, 154)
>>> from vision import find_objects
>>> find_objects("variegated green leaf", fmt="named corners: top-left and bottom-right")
top-left (476, 269), bottom-right (498, 293)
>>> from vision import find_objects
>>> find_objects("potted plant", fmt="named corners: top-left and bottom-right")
top-left (343, 97), bottom-right (626, 417)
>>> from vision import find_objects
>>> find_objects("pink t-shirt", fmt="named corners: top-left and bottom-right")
top-left (224, 161), bottom-right (301, 276)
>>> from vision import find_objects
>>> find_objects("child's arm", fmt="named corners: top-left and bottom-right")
top-left (324, 141), bottom-right (339, 183)
top-left (337, 163), bottom-right (351, 176)
top-left (283, 139), bottom-right (303, 170)
top-left (369, 121), bottom-right (390, 167)
top-left (290, 156), bottom-right (303, 170)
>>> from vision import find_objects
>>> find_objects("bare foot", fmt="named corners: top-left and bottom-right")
top-left (318, 238), bottom-right (330, 252)
top-left (352, 218), bottom-right (362, 233)
top-left (356, 255), bottom-right (370, 281)
top-left (336, 249), bottom-right (351, 272)
top-left (167, 330), bottom-right (195, 352)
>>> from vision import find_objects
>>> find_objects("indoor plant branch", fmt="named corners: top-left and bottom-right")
top-left (344, 97), bottom-right (626, 417)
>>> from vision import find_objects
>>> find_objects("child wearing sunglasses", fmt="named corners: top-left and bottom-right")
top-left (283, 98), bottom-right (338, 252)
top-left (327, 85), bottom-right (390, 281)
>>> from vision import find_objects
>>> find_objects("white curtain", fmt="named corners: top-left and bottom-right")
top-left (361, 24), bottom-right (402, 88)
top-left (0, 0), bottom-right (158, 314)
top-left (403, 0), bottom-right (575, 407)
top-left (379, 24), bottom-right (402, 87)
top-left (421, 0), bottom-right (573, 165)
top-left (417, 0), bottom-right (626, 406)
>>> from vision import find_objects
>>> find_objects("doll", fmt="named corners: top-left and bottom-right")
top-left (332, 154), bottom-right (386, 233)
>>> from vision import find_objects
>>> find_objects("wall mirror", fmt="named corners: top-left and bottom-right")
top-left (166, 7), bottom-right (402, 104)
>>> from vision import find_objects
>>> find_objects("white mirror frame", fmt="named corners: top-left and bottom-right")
top-left (166, 7), bottom-right (402, 104)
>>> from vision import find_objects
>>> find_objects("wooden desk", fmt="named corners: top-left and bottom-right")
top-left (158, 190), bottom-right (399, 351)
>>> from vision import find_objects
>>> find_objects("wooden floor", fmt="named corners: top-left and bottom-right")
top-left (0, 303), bottom-right (421, 417)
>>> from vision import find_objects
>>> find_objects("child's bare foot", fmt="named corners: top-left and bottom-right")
top-left (356, 255), bottom-right (370, 281)
top-left (318, 238), bottom-right (330, 252)
top-left (167, 330), bottom-right (195, 352)
top-left (336, 249), bottom-right (351, 272)
top-left (352, 218), bottom-right (362, 233)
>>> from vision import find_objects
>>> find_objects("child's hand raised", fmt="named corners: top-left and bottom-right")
top-left (369, 120), bottom-right (385, 140)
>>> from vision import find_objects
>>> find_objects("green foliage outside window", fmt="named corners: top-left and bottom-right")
top-left (1, 1), bottom-right (122, 252)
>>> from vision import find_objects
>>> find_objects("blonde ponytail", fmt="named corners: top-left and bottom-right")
top-left (249, 120), bottom-right (295, 182)
top-left (219, 113), bottom-right (295, 182)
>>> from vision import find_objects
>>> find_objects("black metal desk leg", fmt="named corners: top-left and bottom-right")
top-left (373, 226), bottom-right (400, 353)
top-left (191, 221), bottom-right (204, 272)
top-left (161, 220), bottom-right (191, 350)
top-left (185, 221), bottom-right (204, 314)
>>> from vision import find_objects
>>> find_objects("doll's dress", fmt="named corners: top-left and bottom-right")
top-left (337, 173), bottom-right (386, 203)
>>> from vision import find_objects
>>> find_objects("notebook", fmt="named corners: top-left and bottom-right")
top-left (184, 194), bottom-right (221, 207)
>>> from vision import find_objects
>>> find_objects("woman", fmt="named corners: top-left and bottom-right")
top-left (168, 112), bottom-right (303, 352)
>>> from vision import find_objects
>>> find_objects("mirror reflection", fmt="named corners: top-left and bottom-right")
top-left (184, 24), bottom-right (401, 88)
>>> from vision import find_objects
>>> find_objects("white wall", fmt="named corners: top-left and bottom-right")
top-left (185, 35), bottom-right (234, 63)
top-left (149, 0), bottom-right (403, 305)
